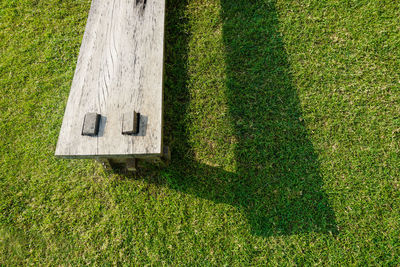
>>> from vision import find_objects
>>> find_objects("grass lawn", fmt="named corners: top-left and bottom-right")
top-left (1, 0), bottom-right (400, 264)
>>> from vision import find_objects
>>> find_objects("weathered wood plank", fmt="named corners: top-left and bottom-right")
top-left (55, 0), bottom-right (165, 158)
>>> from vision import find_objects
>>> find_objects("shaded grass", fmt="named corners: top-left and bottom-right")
top-left (1, 0), bottom-right (400, 265)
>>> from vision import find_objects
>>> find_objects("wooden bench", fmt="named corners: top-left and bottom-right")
top-left (55, 0), bottom-right (168, 171)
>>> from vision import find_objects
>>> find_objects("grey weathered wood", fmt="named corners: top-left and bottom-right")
top-left (56, 0), bottom-right (165, 158)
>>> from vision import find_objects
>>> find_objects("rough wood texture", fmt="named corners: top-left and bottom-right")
top-left (56, 0), bottom-right (165, 158)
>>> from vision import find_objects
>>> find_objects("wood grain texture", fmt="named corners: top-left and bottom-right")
top-left (55, 0), bottom-right (165, 158)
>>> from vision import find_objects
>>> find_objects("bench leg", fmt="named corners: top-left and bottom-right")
top-left (98, 158), bottom-right (140, 173)
top-left (162, 145), bottom-right (171, 162)
top-left (126, 158), bottom-right (138, 172)
top-left (97, 146), bottom-right (170, 172)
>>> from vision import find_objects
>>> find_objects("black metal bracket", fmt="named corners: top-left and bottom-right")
top-left (82, 113), bottom-right (101, 136)
top-left (122, 111), bottom-right (140, 135)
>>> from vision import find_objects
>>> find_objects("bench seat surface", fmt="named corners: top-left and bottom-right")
top-left (56, 0), bottom-right (165, 158)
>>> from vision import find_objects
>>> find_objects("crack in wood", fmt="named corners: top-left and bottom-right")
top-left (136, 0), bottom-right (146, 9)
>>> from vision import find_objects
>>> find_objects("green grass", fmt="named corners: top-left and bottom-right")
top-left (1, 0), bottom-right (400, 265)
